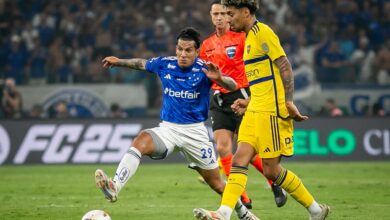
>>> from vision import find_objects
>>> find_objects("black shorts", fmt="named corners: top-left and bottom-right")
top-left (209, 88), bottom-right (250, 133)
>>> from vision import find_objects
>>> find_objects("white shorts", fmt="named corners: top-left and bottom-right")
top-left (145, 121), bottom-right (218, 170)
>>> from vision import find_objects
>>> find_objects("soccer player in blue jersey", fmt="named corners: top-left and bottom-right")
top-left (95, 27), bottom-right (259, 220)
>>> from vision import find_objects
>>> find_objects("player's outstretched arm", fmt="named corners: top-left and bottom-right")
top-left (102, 56), bottom-right (147, 70)
top-left (203, 61), bottom-right (237, 91)
top-left (274, 56), bottom-right (308, 122)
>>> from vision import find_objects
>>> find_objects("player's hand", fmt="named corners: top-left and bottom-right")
top-left (102, 56), bottom-right (120, 68)
top-left (202, 61), bottom-right (222, 81)
top-left (231, 98), bottom-right (249, 116)
top-left (286, 101), bottom-right (308, 121)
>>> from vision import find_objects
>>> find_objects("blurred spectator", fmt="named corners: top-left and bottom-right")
top-left (350, 34), bottom-right (375, 83)
top-left (319, 98), bottom-right (344, 117)
top-left (28, 104), bottom-right (44, 119)
top-left (28, 39), bottom-right (48, 85)
top-left (374, 39), bottom-right (390, 85)
top-left (50, 100), bottom-right (69, 119)
top-left (110, 103), bottom-right (127, 118)
top-left (2, 78), bottom-right (23, 118)
top-left (0, 0), bottom-right (388, 119)
top-left (47, 37), bottom-right (67, 83)
top-left (7, 35), bottom-right (28, 84)
top-left (319, 40), bottom-right (351, 83)
top-left (0, 0), bottom-right (388, 88)
top-left (372, 102), bottom-right (385, 117)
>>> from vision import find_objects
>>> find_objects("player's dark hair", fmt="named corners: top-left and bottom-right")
top-left (176, 27), bottom-right (201, 49)
top-left (221, 0), bottom-right (258, 14)
top-left (210, 0), bottom-right (224, 10)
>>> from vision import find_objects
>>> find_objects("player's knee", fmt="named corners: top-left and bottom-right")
top-left (262, 162), bottom-right (280, 181)
top-left (217, 144), bottom-right (231, 157)
top-left (263, 169), bottom-right (278, 181)
top-left (132, 130), bottom-right (154, 155)
top-left (216, 139), bottom-right (232, 151)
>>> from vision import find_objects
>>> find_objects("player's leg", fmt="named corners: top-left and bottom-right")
top-left (250, 154), bottom-right (287, 207)
top-left (261, 116), bottom-right (329, 219)
top-left (180, 122), bottom-right (258, 220)
top-left (193, 112), bottom-right (259, 219)
top-left (194, 164), bottom-right (259, 220)
top-left (214, 129), bottom-right (252, 209)
top-left (262, 157), bottom-right (329, 219)
top-left (214, 129), bottom-right (234, 174)
top-left (95, 128), bottom-right (170, 202)
top-left (95, 130), bottom-right (155, 202)
top-left (212, 109), bottom-right (253, 208)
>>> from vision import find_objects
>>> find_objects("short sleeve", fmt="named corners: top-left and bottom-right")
top-left (145, 56), bottom-right (163, 74)
top-left (261, 25), bottom-right (286, 61)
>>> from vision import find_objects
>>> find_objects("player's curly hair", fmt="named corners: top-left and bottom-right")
top-left (221, 0), bottom-right (258, 14)
top-left (176, 27), bottom-right (201, 49)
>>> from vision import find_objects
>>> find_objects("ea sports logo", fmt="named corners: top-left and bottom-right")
top-left (0, 126), bottom-right (10, 165)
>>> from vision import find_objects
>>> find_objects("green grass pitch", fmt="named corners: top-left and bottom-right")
top-left (1, 162), bottom-right (389, 220)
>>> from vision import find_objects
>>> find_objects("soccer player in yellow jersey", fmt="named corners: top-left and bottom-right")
top-left (193, 1), bottom-right (330, 220)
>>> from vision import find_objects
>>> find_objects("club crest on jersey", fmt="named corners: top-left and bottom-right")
top-left (225, 46), bottom-right (237, 59)
top-left (246, 45), bottom-right (251, 54)
top-left (167, 63), bottom-right (176, 69)
top-left (262, 43), bottom-right (269, 53)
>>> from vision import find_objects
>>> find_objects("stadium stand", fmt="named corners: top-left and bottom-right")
top-left (0, 0), bottom-right (389, 118)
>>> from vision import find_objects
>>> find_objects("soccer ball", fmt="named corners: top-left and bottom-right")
top-left (81, 210), bottom-right (111, 220)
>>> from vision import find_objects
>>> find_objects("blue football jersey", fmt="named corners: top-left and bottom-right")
top-left (145, 56), bottom-right (212, 124)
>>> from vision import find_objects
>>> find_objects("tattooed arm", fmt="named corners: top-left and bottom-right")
top-left (102, 56), bottom-right (147, 71)
top-left (274, 56), bottom-right (294, 102)
top-left (274, 56), bottom-right (308, 121)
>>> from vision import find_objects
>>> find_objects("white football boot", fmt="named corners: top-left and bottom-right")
top-left (95, 169), bottom-right (118, 202)
top-left (193, 208), bottom-right (227, 220)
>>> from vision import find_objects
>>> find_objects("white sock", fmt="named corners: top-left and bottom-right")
top-left (113, 147), bottom-right (142, 193)
top-left (308, 200), bottom-right (322, 215)
top-left (218, 205), bottom-right (233, 219)
top-left (234, 200), bottom-right (249, 218)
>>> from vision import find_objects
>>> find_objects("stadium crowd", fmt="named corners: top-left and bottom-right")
top-left (0, 0), bottom-right (389, 118)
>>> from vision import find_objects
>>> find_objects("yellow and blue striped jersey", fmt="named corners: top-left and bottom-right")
top-left (244, 21), bottom-right (289, 118)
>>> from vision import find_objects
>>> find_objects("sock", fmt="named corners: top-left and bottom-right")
top-left (220, 154), bottom-right (233, 176)
top-left (221, 155), bottom-right (251, 203)
top-left (250, 155), bottom-right (273, 185)
top-left (275, 168), bottom-right (314, 208)
top-left (233, 200), bottom-right (249, 218)
top-left (308, 201), bottom-right (322, 215)
top-left (221, 166), bottom-right (248, 208)
top-left (240, 190), bottom-right (251, 203)
top-left (113, 147), bottom-right (142, 193)
top-left (217, 205), bottom-right (233, 219)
